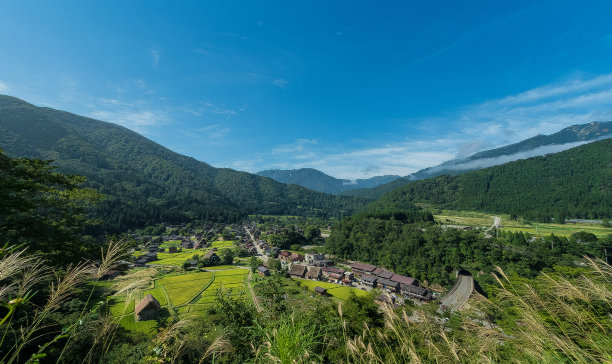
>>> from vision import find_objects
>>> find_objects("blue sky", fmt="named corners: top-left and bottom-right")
top-left (1, 1), bottom-right (611, 179)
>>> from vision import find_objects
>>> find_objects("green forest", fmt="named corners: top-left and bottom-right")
top-left (377, 138), bottom-right (611, 221)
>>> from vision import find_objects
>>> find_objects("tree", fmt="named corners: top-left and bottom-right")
top-left (220, 248), bottom-right (235, 265)
top-left (304, 225), bottom-right (321, 242)
top-left (0, 148), bottom-right (101, 264)
top-left (249, 256), bottom-right (263, 273)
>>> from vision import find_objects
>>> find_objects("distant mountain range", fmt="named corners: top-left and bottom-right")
top-left (0, 95), bottom-right (368, 233)
top-left (256, 168), bottom-right (400, 195)
top-left (342, 121), bottom-right (612, 199)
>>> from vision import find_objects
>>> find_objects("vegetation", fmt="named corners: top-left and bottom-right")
top-left (375, 138), bottom-right (611, 221)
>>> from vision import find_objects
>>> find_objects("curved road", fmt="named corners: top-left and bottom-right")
top-left (439, 274), bottom-right (474, 311)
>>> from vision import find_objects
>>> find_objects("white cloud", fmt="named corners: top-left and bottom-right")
top-left (89, 109), bottom-right (168, 134)
top-left (150, 49), bottom-right (160, 68)
top-left (272, 78), bottom-right (288, 88)
top-left (257, 73), bottom-right (612, 179)
top-left (0, 81), bottom-right (10, 93)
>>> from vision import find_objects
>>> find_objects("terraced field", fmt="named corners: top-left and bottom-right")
top-left (109, 267), bottom-right (250, 333)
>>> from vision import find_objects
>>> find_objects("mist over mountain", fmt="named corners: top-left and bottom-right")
top-left (0, 95), bottom-right (368, 232)
top-left (256, 168), bottom-right (400, 194)
top-left (343, 121), bottom-right (612, 199)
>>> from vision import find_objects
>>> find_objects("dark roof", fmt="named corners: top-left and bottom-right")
top-left (376, 270), bottom-right (394, 280)
top-left (377, 278), bottom-right (399, 287)
top-left (361, 274), bottom-right (378, 284)
top-left (401, 284), bottom-right (428, 296)
top-left (203, 250), bottom-right (219, 259)
top-left (135, 294), bottom-right (161, 314)
top-left (314, 286), bottom-right (327, 294)
top-left (321, 266), bottom-right (345, 275)
top-left (391, 274), bottom-right (416, 286)
top-left (257, 266), bottom-right (269, 273)
top-left (351, 262), bottom-right (377, 272)
top-left (328, 273), bottom-right (343, 279)
top-left (289, 264), bottom-right (307, 277)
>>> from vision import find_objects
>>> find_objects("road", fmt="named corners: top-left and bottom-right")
top-left (438, 274), bottom-right (474, 311)
top-left (484, 216), bottom-right (501, 238)
top-left (244, 225), bottom-right (269, 264)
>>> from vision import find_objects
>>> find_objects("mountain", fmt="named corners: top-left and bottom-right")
top-left (256, 168), bottom-right (400, 195)
top-left (375, 138), bottom-right (612, 221)
top-left (0, 95), bottom-right (368, 233)
top-left (343, 121), bottom-right (612, 199)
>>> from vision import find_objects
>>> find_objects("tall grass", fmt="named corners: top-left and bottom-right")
top-left (346, 258), bottom-right (612, 363)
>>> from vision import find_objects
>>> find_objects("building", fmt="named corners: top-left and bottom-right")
top-left (377, 278), bottom-right (400, 292)
top-left (168, 246), bottom-right (178, 254)
top-left (289, 264), bottom-right (308, 278)
top-left (361, 274), bottom-right (378, 287)
top-left (321, 266), bottom-right (345, 278)
top-left (182, 240), bottom-right (194, 249)
top-left (257, 266), bottom-right (270, 276)
top-left (373, 268), bottom-right (394, 280)
top-left (351, 262), bottom-right (377, 276)
top-left (401, 284), bottom-right (432, 302)
top-left (203, 250), bottom-right (221, 265)
top-left (390, 274), bottom-right (418, 287)
top-left (314, 286), bottom-right (328, 296)
top-left (305, 253), bottom-right (325, 264)
top-left (305, 266), bottom-right (322, 280)
top-left (135, 294), bottom-right (161, 321)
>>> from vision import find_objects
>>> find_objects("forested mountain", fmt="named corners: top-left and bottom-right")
top-left (256, 168), bottom-right (399, 194)
top-left (0, 95), bottom-right (368, 232)
top-left (343, 121), bottom-right (611, 199)
top-left (376, 139), bottom-right (611, 221)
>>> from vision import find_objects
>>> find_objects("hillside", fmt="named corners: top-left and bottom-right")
top-left (343, 121), bottom-right (612, 199)
top-left (256, 168), bottom-right (399, 194)
top-left (377, 139), bottom-right (612, 221)
top-left (0, 95), bottom-right (368, 232)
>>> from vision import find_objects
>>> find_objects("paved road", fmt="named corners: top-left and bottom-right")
top-left (439, 274), bottom-right (474, 311)
top-left (244, 225), bottom-right (269, 264)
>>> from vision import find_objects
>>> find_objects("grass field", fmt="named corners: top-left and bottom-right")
top-left (109, 267), bottom-right (250, 333)
top-left (433, 209), bottom-right (611, 238)
top-left (295, 279), bottom-right (370, 300)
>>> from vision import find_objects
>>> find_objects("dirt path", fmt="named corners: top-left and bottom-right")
top-left (247, 271), bottom-right (263, 313)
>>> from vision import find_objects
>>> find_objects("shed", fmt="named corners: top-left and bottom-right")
top-left (135, 294), bottom-right (161, 321)
top-left (314, 286), bottom-right (328, 295)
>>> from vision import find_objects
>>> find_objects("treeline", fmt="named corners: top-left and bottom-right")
top-left (379, 138), bottom-right (611, 222)
top-left (326, 212), bottom-right (611, 287)
top-left (0, 95), bottom-right (368, 234)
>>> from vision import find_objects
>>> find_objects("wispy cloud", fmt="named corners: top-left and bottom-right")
top-left (256, 73), bottom-right (612, 179)
top-left (150, 49), bottom-right (160, 68)
top-left (272, 78), bottom-right (288, 88)
top-left (0, 81), bottom-right (10, 93)
top-left (89, 109), bottom-right (169, 134)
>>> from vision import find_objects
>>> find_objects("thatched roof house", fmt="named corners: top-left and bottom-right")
top-left (135, 294), bottom-right (161, 321)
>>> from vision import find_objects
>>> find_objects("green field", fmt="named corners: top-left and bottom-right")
top-left (295, 279), bottom-right (369, 300)
top-left (109, 267), bottom-right (250, 333)
top-left (433, 209), bottom-right (611, 238)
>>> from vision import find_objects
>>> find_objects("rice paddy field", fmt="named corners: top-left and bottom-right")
top-left (108, 267), bottom-right (250, 333)
top-left (433, 209), bottom-right (611, 238)
top-left (295, 279), bottom-right (370, 300)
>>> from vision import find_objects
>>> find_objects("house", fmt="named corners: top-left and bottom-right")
top-left (257, 266), bottom-right (270, 276)
top-left (145, 252), bottom-right (158, 261)
top-left (187, 259), bottom-right (198, 269)
top-left (377, 278), bottom-right (400, 292)
top-left (351, 262), bottom-right (377, 276)
top-left (361, 274), bottom-right (378, 287)
top-left (289, 264), bottom-right (308, 278)
top-left (321, 266), bottom-right (345, 278)
top-left (401, 284), bottom-right (432, 302)
top-left (328, 272), bottom-right (343, 283)
top-left (193, 241), bottom-right (205, 249)
top-left (305, 253), bottom-right (325, 264)
top-left (305, 266), bottom-right (322, 280)
top-left (314, 286), bottom-right (328, 296)
top-left (203, 250), bottom-right (221, 265)
top-left (182, 240), bottom-right (194, 249)
top-left (168, 246), bottom-right (178, 254)
top-left (373, 268), bottom-right (394, 280)
top-left (100, 270), bottom-right (120, 280)
top-left (135, 294), bottom-right (161, 321)
top-left (390, 274), bottom-right (417, 287)
top-left (375, 294), bottom-right (395, 305)
top-left (278, 251), bottom-right (291, 262)
top-left (288, 253), bottom-right (305, 263)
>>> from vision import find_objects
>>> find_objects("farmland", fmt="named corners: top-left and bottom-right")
top-left (433, 209), bottom-right (611, 237)
top-left (108, 267), bottom-right (250, 333)
top-left (295, 279), bottom-right (370, 300)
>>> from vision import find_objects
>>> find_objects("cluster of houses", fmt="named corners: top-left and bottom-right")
top-left (278, 252), bottom-right (432, 303)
